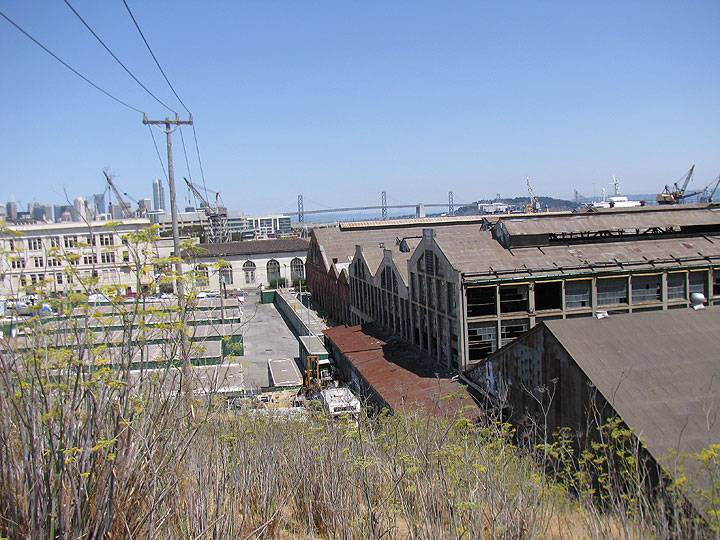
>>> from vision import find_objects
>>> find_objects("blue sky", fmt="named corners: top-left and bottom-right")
top-left (1, 1), bottom-right (719, 214)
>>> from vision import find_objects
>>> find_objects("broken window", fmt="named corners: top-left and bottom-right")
top-left (424, 250), bottom-right (435, 275)
top-left (689, 271), bottom-right (708, 299)
top-left (565, 279), bottom-right (591, 309)
top-left (467, 285), bottom-right (495, 317)
top-left (500, 319), bottom-right (529, 347)
top-left (631, 274), bottom-right (661, 304)
top-left (468, 321), bottom-right (497, 361)
top-left (597, 277), bottom-right (628, 306)
top-left (534, 281), bottom-right (562, 311)
top-left (500, 284), bottom-right (529, 313)
top-left (667, 272), bottom-right (686, 300)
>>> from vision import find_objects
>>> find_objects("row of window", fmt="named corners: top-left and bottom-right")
top-left (6, 233), bottom-right (116, 251)
top-left (410, 272), bottom-right (457, 316)
top-left (465, 270), bottom-right (720, 317)
top-left (8, 251), bottom-right (122, 268)
top-left (193, 258), bottom-right (304, 287)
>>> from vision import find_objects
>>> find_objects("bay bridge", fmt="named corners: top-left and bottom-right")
top-left (290, 191), bottom-right (475, 224)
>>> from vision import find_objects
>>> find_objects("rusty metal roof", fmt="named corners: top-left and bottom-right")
top-left (543, 308), bottom-right (720, 503)
top-left (324, 325), bottom-right (480, 419)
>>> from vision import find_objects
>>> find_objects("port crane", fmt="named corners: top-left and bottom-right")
top-left (697, 175), bottom-right (720, 203)
top-left (525, 177), bottom-right (540, 213)
top-left (656, 164), bottom-right (696, 204)
top-left (103, 170), bottom-right (134, 218)
top-left (183, 177), bottom-right (231, 243)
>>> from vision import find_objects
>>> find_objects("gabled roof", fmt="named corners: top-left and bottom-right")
top-left (544, 308), bottom-right (720, 503)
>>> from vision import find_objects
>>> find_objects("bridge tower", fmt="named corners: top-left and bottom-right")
top-left (381, 191), bottom-right (387, 220)
top-left (448, 191), bottom-right (455, 216)
top-left (297, 194), bottom-right (304, 226)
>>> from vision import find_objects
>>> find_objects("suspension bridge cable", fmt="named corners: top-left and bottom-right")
top-left (122, 0), bottom-right (209, 195)
top-left (62, 0), bottom-right (176, 113)
top-left (0, 8), bottom-right (145, 114)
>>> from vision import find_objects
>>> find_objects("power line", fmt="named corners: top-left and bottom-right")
top-left (178, 126), bottom-right (193, 180)
top-left (190, 123), bottom-right (208, 190)
top-left (122, 0), bottom-right (209, 194)
top-left (0, 8), bottom-right (144, 114)
top-left (121, 0), bottom-right (189, 114)
top-left (62, 0), bottom-right (175, 113)
top-left (147, 124), bottom-right (168, 182)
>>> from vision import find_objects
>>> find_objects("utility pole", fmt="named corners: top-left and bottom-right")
top-left (143, 113), bottom-right (192, 303)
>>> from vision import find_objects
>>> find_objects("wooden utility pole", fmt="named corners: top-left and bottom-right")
top-left (143, 113), bottom-right (192, 304)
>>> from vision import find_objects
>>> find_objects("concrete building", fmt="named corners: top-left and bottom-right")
top-left (29, 203), bottom-right (53, 222)
top-left (464, 308), bottom-right (720, 515)
top-left (159, 211), bottom-right (293, 242)
top-left (93, 193), bottom-right (106, 215)
top-left (347, 204), bottom-right (720, 371)
top-left (182, 238), bottom-right (308, 292)
top-left (152, 178), bottom-right (165, 212)
top-left (0, 218), bottom-right (171, 296)
top-left (5, 201), bottom-right (17, 222)
top-left (306, 216), bottom-right (490, 324)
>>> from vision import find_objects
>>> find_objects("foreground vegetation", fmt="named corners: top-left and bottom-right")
top-left (0, 336), bottom-right (716, 539)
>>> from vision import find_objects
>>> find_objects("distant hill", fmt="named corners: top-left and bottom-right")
top-left (455, 196), bottom-right (579, 215)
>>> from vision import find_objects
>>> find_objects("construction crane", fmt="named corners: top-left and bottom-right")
top-left (656, 164), bottom-right (696, 204)
top-left (183, 177), bottom-right (231, 243)
top-left (525, 177), bottom-right (540, 213)
top-left (697, 175), bottom-right (720, 203)
top-left (103, 170), bottom-right (134, 219)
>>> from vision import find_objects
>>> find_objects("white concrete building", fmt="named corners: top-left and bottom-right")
top-left (183, 238), bottom-right (309, 291)
top-left (0, 218), bottom-right (173, 297)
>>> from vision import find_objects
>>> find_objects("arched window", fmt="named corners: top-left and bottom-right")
top-left (194, 264), bottom-right (209, 287)
top-left (243, 261), bottom-right (256, 285)
top-left (219, 262), bottom-right (233, 285)
top-left (267, 259), bottom-right (281, 284)
top-left (290, 257), bottom-right (304, 281)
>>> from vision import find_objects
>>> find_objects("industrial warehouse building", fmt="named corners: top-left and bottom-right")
top-left (347, 204), bottom-right (720, 371)
top-left (306, 216), bottom-right (489, 324)
top-left (464, 308), bottom-right (720, 515)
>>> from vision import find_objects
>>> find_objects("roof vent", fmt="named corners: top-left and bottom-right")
top-left (690, 292), bottom-right (706, 310)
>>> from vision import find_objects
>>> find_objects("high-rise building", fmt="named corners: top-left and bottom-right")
top-left (139, 198), bottom-right (152, 215)
top-left (30, 203), bottom-right (52, 222)
top-left (53, 204), bottom-right (73, 222)
top-left (73, 197), bottom-right (87, 222)
top-left (152, 178), bottom-right (165, 212)
top-left (93, 193), bottom-right (106, 215)
top-left (6, 201), bottom-right (18, 221)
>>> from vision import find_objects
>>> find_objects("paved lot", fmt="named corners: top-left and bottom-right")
top-left (130, 293), bottom-right (304, 394)
top-left (233, 293), bottom-right (300, 390)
